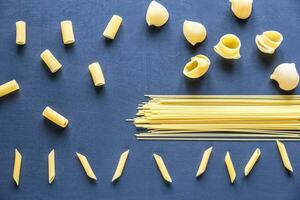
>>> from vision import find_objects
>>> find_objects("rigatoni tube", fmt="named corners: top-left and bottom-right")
top-left (61, 20), bottom-right (75, 44)
top-left (40, 49), bottom-right (62, 73)
top-left (0, 80), bottom-right (20, 98)
top-left (88, 62), bottom-right (105, 86)
top-left (16, 21), bottom-right (26, 45)
top-left (42, 106), bottom-right (69, 128)
top-left (103, 15), bottom-right (122, 40)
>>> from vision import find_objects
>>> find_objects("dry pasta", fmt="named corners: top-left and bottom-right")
top-left (270, 63), bottom-right (299, 91)
top-left (61, 20), bottom-right (75, 44)
top-left (40, 49), bottom-right (62, 73)
top-left (48, 149), bottom-right (55, 184)
top-left (183, 54), bottom-right (210, 79)
top-left (244, 148), bottom-right (261, 176)
top-left (153, 153), bottom-right (172, 183)
top-left (103, 15), bottom-right (122, 40)
top-left (229, 0), bottom-right (253, 19)
top-left (276, 140), bottom-right (293, 172)
top-left (88, 62), bottom-right (105, 86)
top-left (13, 149), bottom-right (22, 186)
top-left (42, 106), bottom-right (69, 128)
top-left (196, 147), bottom-right (213, 177)
top-left (146, 1), bottom-right (169, 27)
top-left (0, 80), bottom-right (20, 98)
top-left (214, 34), bottom-right (241, 59)
top-left (76, 152), bottom-right (97, 180)
top-left (16, 21), bottom-right (26, 45)
top-left (112, 149), bottom-right (130, 182)
top-left (256, 31), bottom-right (283, 54)
top-left (225, 152), bottom-right (236, 183)
top-left (183, 20), bottom-right (207, 46)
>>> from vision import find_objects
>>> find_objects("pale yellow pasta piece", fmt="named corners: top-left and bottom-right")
top-left (48, 149), bottom-right (55, 184)
top-left (40, 49), bottom-right (62, 73)
top-left (183, 54), bottom-right (211, 79)
top-left (146, 1), bottom-right (169, 27)
top-left (256, 31), bottom-right (283, 54)
top-left (61, 20), bottom-right (75, 44)
top-left (76, 152), bottom-right (97, 180)
top-left (196, 147), bottom-right (213, 177)
top-left (112, 149), bottom-right (130, 182)
top-left (244, 148), bottom-right (261, 176)
top-left (0, 80), bottom-right (20, 98)
top-left (88, 62), bottom-right (105, 86)
top-left (276, 140), bottom-right (293, 172)
top-left (214, 34), bottom-right (241, 59)
top-left (153, 153), bottom-right (172, 183)
top-left (16, 21), bottom-right (26, 45)
top-left (225, 152), bottom-right (236, 183)
top-left (13, 149), bottom-right (22, 186)
top-left (183, 20), bottom-right (207, 46)
top-left (270, 63), bottom-right (299, 91)
top-left (42, 106), bottom-right (69, 128)
top-left (229, 0), bottom-right (253, 19)
top-left (103, 15), bottom-right (122, 40)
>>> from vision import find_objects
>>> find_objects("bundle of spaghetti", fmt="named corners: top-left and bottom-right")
top-left (129, 95), bottom-right (300, 141)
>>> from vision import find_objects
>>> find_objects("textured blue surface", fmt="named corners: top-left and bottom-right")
top-left (0, 0), bottom-right (300, 199)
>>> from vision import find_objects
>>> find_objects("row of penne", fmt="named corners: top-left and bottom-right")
top-left (9, 140), bottom-right (293, 186)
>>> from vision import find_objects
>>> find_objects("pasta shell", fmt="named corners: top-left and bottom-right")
top-left (270, 63), bottom-right (299, 91)
top-left (183, 20), bottom-right (207, 45)
top-left (256, 31), bottom-right (283, 54)
top-left (230, 0), bottom-right (253, 19)
top-left (146, 1), bottom-right (169, 27)
top-left (183, 54), bottom-right (210, 79)
top-left (214, 34), bottom-right (241, 59)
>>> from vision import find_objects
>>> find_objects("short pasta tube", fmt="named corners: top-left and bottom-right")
top-left (48, 149), bottom-right (55, 184)
top-left (225, 152), bottom-right (236, 183)
top-left (16, 21), bottom-right (26, 45)
top-left (153, 153), bottom-right (172, 183)
top-left (214, 34), bottom-right (241, 59)
top-left (40, 49), bottom-right (62, 73)
top-left (0, 80), bottom-right (20, 98)
top-left (76, 152), bottom-right (97, 180)
top-left (103, 15), bottom-right (122, 40)
top-left (13, 149), bottom-right (22, 186)
top-left (112, 149), bottom-right (130, 182)
top-left (276, 140), bottom-right (293, 172)
top-left (61, 20), bottom-right (75, 44)
top-left (196, 147), bottom-right (213, 177)
top-left (244, 148), bottom-right (261, 176)
top-left (42, 106), bottom-right (69, 128)
top-left (88, 62), bottom-right (105, 86)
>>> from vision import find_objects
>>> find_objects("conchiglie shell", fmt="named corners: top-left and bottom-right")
top-left (183, 20), bottom-right (207, 46)
top-left (270, 63), bottom-right (299, 91)
top-left (183, 55), bottom-right (210, 79)
top-left (230, 0), bottom-right (253, 19)
top-left (146, 1), bottom-right (169, 27)
top-left (214, 34), bottom-right (241, 59)
top-left (256, 31), bottom-right (283, 54)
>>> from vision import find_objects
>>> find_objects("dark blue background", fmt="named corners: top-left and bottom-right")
top-left (0, 0), bottom-right (300, 199)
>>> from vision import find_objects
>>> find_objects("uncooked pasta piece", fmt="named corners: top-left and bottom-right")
top-left (0, 80), bottom-right (20, 98)
top-left (270, 63), bottom-right (299, 91)
top-left (229, 0), bottom-right (253, 19)
top-left (48, 149), bottom-right (55, 184)
top-left (183, 54), bottom-right (210, 79)
top-left (146, 1), bottom-right (169, 27)
top-left (103, 15), bottom-right (122, 40)
top-left (256, 31), bottom-right (283, 54)
top-left (76, 152), bottom-right (97, 180)
top-left (61, 20), bottom-right (75, 44)
top-left (196, 147), bottom-right (213, 177)
top-left (13, 149), bottom-right (22, 186)
top-left (214, 34), bottom-right (241, 59)
top-left (153, 153), bottom-right (172, 183)
top-left (225, 152), bottom-right (236, 183)
top-left (276, 140), bottom-right (293, 172)
top-left (244, 148), bottom-right (261, 176)
top-left (16, 21), bottom-right (26, 45)
top-left (112, 149), bottom-right (130, 182)
top-left (42, 106), bottom-right (69, 128)
top-left (183, 20), bottom-right (207, 46)
top-left (40, 49), bottom-right (62, 73)
top-left (88, 62), bottom-right (105, 86)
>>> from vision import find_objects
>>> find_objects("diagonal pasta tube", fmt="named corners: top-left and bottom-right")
top-left (112, 149), bottom-right (130, 182)
top-left (48, 149), bottom-right (55, 184)
top-left (42, 106), bottom-right (69, 128)
top-left (196, 147), bottom-right (213, 177)
top-left (244, 148), bottom-right (261, 176)
top-left (0, 80), bottom-right (20, 98)
top-left (276, 140), bottom-right (293, 172)
top-left (13, 149), bottom-right (22, 186)
top-left (76, 152), bottom-right (97, 180)
top-left (153, 153), bottom-right (172, 183)
top-left (225, 152), bottom-right (236, 183)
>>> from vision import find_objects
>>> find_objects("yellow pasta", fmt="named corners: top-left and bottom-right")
top-left (196, 147), bottom-right (213, 177)
top-left (76, 152), bottom-right (97, 180)
top-left (48, 149), bottom-right (55, 184)
top-left (229, 0), bottom-right (253, 19)
top-left (225, 152), bottom-right (236, 183)
top-left (61, 20), bottom-right (75, 44)
top-left (153, 153), bottom-right (172, 183)
top-left (0, 80), bottom-right (20, 98)
top-left (13, 149), bottom-right (22, 186)
top-left (40, 49), bottom-right (62, 73)
top-left (183, 20), bottom-right (207, 46)
top-left (183, 54), bottom-right (210, 79)
top-left (88, 62), bottom-right (105, 86)
top-left (244, 148), bottom-right (261, 176)
top-left (146, 1), bottom-right (169, 27)
top-left (276, 140), bottom-right (293, 172)
top-left (112, 149), bottom-right (130, 182)
top-left (103, 15), bottom-right (122, 40)
top-left (42, 106), bottom-right (69, 128)
top-left (16, 21), bottom-right (26, 45)
top-left (214, 34), bottom-right (241, 59)
top-left (256, 31), bottom-right (283, 54)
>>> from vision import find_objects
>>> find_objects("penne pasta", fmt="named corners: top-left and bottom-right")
top-left (196, 147), bottom-right (213, 177)
top-left (42, 106), bottom-right (69, 128)
top-left (276, 140), bottom-right (293, 172)
top-left (40, 49), bottom-right (62, 73)
top-left (244, 148), bottom-right (261, 176)
top-left (225, 152), bottom-right (236, 183)
top-left (48, 149), bottom-right (55, 184)
top-left (13, 149), bottom-right (22, 186)
top-left (112, 149), bottom-right (130, 182)
top-left (16, 21), bottom-right (26, 45)
top-left (103, 15), bottom-right (122, 40)
top-left (88, 62), bottom-right (105, 86)
top-left (214, 34), bottom-right (241, 59)
top-left (76, 152), bottom-right (97, 180)
top-left (0, 80), bottom-right (20, 98)
top-left (61, 20), bottom-right (75, 44)
top-left (153, 153), bottom-right (172, 183)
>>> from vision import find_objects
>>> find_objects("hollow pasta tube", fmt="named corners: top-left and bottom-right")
top-left (42, 106), bottom-right (69, 128)
top-left (0, 80), bottom-right (20, 98)
top-left (153, 153), bottom-right (172, 183)
top-left (40, 49), bottom-right (62, 73)
top-left (61, 20), bottom-right (75, 44)
top-left (244, 148), bottom-right (261, 176)
top-left (276, 140), bottom-right (293, 172)
top-left (76, 152), bottom-right (97, 180)
top-left (13, 149), bottom-right (22, 186)
top-left (112, 149), bottom-right (130, 182)
top-left (196, 147), bottom-right (213, 177)
top-left (103, 15), bottom-right (122, 40)
top-left (16, 21), bottom-right (26, 45)
top-left (88, 62), bottom-right (105, 86)
top-left (48, 149), bottom-right (55, 184)
top-left (225, 152), bottom-right (236, 183)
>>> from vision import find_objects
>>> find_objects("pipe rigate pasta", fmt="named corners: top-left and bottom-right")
top-left (103, 15), bottom-right (123, 40)
top-left (256, 31), bottom-right (283, 54)
top-left (183, 20), bottom-right (207, 46)
top-left (13, 149), bottom-right (22, 186)
top-left (0, 80), bottom-right (20, 98)
top-left (153, 153), bottom-right (172, 183)
top-left (146, 1), bottom-right (169, 27)
top-left (61, 20), bottom-right (75, 44)
top-left (225, 152), bottom-right (236, 183)
top-left (16, 21), bottom-right (26, 45)
top-left (183, 54), bottom-right (210, 79)
top-left (214, 34), bottom-right (241, 59)
top-left (40, 49), bottom-right (62, 73)
top-left (244, 148), bottom-right (261, 176)
top-left (229, 0), bottom-right (253, 19)
top-left (196, 147), bottom-right (213, 177)
top-left (42, 106), bottom-right (69, 128)
top-left (89, 62), bottom-right (105, 86)
top-left (270, 63), bottom-right (299, 91)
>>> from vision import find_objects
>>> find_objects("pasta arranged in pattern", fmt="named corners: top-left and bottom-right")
top-left (196, 147), bottom-right (213, 177)
top-left (112, 149), bottom-right (130, 182)
top-left (153, 153), bottom-right (172, 183)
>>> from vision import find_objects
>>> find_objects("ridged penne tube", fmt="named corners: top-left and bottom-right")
top-left (61, 20), bottom-right (75, 44)
top-left (13, 149), bottom-right (22, 186)
top-left (88, 62), bottom-right (105, 86)
top-left (183, 54), bottom-right (211, 79)
top-left (196, 147), bottom-right (213, 177)
top-left (76, 152), bottom-right (97, 180)
top-left (214, 34), bottom-right (241, 59)
top-left (40, 49), bottom-right (62, 73)
top-left (0, 80), bottom-right (20, 98)
top-left (103, 15), bottom-right (122, 40)
top-left (183, 20), bottom-right (207, 46)
top-left (153, 153), bottom-right (172, 183)
top-left (229, 0), bottom-right (253, 19)
top-left (42, 106), bottom-right (69, 128)
top-left (225, 152), bottom-right (236, 183)
top-left (16, 21), bottom-right (26, 45)
top-left (276, 140), bottom-right (293, 172)
top-left (112, 149), bottom-right (130, 182)
top-left (244, 148), bottom-right (261, 176)
top-left (48, 149), bottom-right (55, 184)
top-left (146, 1), bottom-right (169, 27)
top-left (256, 31), bottom-right (283, 54)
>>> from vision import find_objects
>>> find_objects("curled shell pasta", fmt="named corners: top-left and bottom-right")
top-left (270, 63), bottom-right (299, 91)
top-left (183, 54), bottom-right (210, 79)
top-left (214, 34), bottom-right (241, 59)
top-left (183, 20), bottom-right (207, 46)
top-left (230, 0), bottom-right (253, 19)
top-left (256, 31), bottom-right (283, 54)
top-left (146, 1), bottom-right (169, 27)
